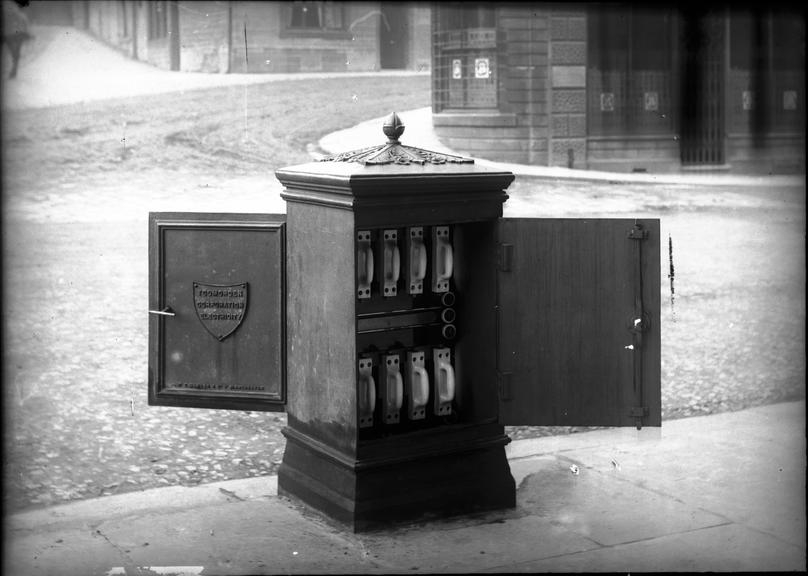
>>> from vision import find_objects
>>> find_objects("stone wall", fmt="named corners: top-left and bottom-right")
top-left (434, 6), bottom-right (551, 165)
top-left (177, 1), bottom-right (230, 73)
top-left (228, 2), bottom-right (380, 73)
top-left (407, 4), bottom-right (431, 71)
top-left (548, 8), bottom-right (587, 168)
top-left (79, 1), bottom-right (432, 75)
top-left (434, 5), bottom-right (590, 167)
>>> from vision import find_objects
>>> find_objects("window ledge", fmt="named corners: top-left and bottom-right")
top-left (727, 131), bottom-right (805, 138)
top-left (587, 133), bottom-right (677, 141)
top-left (433, 111), bottom-right (516, 127)
top-left (279, 29), bottom-right (353, 40)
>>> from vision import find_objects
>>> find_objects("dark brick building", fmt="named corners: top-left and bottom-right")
top-left (431, 3), bottom-right (805, 173)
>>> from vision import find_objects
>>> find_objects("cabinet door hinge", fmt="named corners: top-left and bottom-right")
top-left (498, 243), bottom-right (514, 272)
top-left (629, 406), bottom-right (648, 418)
top-left (498, 371), bottom-right (512, 401)
top-left (628, 224), bottom-right (649, 240)
top-left (629, 405), bottom-right (649, 429)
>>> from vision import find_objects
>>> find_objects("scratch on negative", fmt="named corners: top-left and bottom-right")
top-left (243, 22), bottom-right (248, 66)
top-left (350, 10), bottom-right (390, 32)
top-left (668, 234), bottom-right (675, 306)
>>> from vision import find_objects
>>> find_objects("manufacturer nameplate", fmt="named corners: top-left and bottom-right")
top-left (193, 282), bottom-right (248, 341)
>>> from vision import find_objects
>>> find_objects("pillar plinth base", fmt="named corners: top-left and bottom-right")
top-left (278, 424), bottom-right (516, 532)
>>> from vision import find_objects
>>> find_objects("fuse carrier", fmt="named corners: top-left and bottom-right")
top-left (355, 225), bottom-right (458, 435)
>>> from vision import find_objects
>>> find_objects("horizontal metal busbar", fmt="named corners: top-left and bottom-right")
top-left (357, 307), bottom-right (442, 334)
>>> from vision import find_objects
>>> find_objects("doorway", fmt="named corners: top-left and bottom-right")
top-left (680, 10), bottom-right (726, 166)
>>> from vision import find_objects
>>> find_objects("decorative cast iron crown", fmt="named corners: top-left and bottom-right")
top-left (319, 112), bottom-right (474, 166)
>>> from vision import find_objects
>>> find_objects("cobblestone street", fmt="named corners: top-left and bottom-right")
top-left (2, 28), bottom-right (805, 516)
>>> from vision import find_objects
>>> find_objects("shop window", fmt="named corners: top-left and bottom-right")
top-left (631, 9), bottom-right (671, 70)
top-left (730, 9), bottom-right (804, 133)
top-left (588, 6), bottom-right (673, 135)
top-left (771, 12), bottom-right (804, 130)
top-left (730, 11), bottom-right (764, 70)
top-left (433, 3), bottom-right (497, 112)
top-left (729, 10), bottom-right (767, 134)
top-left (284, 2), bottom-right (345, 34)
top-left (589, 8), bottom-right (670, 72)
top-left (772, 14), bottom-right (804, 71)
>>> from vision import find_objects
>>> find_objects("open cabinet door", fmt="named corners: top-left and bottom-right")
top-left (148, 213), bottom-right (286, 411)
top-left (497, 218), bottom-right (660, 428)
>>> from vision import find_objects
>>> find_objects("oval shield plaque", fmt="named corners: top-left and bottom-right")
top-left (193, 281), bottom-right (248, 341)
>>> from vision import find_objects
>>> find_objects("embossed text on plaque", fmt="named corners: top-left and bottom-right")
top-left (193, 281), bottom-right (248, 341)
top-left (148, 212), bottom-right (286, 412)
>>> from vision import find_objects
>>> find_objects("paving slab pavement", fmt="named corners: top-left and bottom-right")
top-left (5, 401), bottom-right (805, 575)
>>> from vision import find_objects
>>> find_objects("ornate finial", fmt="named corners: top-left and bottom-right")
top-left (382, 112), bottom-right (405, 142)
top-left (318, 113), bottom-right (475, 166)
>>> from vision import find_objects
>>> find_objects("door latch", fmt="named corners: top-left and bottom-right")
top-left (628, 314), bottom-right (651, 335)
top-left (148, 307), bottom-right (175, 317)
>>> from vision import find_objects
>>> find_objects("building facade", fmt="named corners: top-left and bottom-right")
top-left (432, 3), bottom-right (805, 173)
top-left (66, 1), bottom-right (430, 74)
